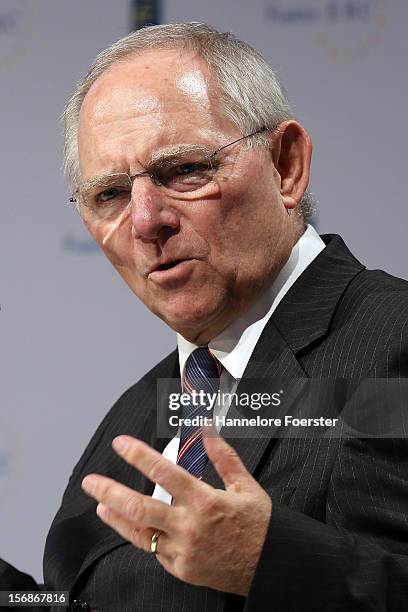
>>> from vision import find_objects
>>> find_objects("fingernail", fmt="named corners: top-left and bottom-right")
top-left (82, 476), bottom-right (97, 495)
top-left (112, 436), bottom-right (129, 453)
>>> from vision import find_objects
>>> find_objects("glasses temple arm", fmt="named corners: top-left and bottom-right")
top-left (205, 127), bottom-right (267, 159)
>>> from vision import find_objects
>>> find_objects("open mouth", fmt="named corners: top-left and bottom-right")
top-left (148, 258), bottom-right (196, 282)
top-left (156, 259), bottom-right (186, 272)
top-left (156, 258), bottom-right (198, 273)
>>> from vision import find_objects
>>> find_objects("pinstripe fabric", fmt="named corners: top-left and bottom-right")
top-left (177, 347), bottom-right (221, 478)
top-left (2, 235), bottom-right (407, 611)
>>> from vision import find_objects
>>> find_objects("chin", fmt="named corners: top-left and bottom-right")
top-left (153, 294), bottom-right (228, 340)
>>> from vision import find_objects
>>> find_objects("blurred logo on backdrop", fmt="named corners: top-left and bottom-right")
top-left (62, 203), bottom-right (100, 254)
top-left (0, 0), bottom-right (31, 70)
top-left (264, 0), bottom-right (386, 61)
top-left (131, 0), bottom-right (161, 30)
top-left (62, 232), bottom-right (100, 255)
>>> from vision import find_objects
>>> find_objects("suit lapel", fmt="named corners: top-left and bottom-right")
top-left (142, 356), bottom-right (181, 495)
top-left (203, 320), bottom-right (307, 488)
top-left (271, 234), bottom-right (365, 352)
top-left (47, 352), bottom-right (180, 592)
top-left (204, 234), bottom-right (365, 488)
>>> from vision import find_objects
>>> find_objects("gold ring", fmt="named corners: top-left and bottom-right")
top-left (150, 530), bottom-right (161, 555)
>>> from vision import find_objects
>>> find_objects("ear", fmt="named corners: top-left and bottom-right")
top-left (270, 121), bottom-right (312, 212)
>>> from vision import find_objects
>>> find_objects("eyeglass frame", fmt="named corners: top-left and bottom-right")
top-left (69, 127), bottom-right (267, 209)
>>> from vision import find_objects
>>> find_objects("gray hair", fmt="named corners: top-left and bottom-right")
top-left (63, 22), bottom-right (315, 220)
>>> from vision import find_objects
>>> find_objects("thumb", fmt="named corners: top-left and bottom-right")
top-left (203, 425), bottom-right (252, 489)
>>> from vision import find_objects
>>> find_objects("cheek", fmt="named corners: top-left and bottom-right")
top-left (208, 201), bottom-right (262, 261)
top-left (85, 214), bottom-right (134, 267)
top-left (211, 190), bottom-right (286, 280)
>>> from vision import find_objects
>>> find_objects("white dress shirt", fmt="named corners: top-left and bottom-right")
top-left (153, 224), bottom-right (325, 503)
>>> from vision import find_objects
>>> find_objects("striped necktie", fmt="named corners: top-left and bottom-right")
top-left (177, 347), bottom-right (222, 479)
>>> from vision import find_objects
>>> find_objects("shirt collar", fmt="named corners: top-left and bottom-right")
top-left (177, 224), bottom-right (325, 381)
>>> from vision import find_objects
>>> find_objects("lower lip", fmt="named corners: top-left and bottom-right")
top-left (148, 259), bottom-right (196, 284)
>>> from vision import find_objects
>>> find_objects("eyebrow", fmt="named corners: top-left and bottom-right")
top-left (79, 173), bottom-right (129, 198)
top-left (149, 143), bottom-right (212, 165)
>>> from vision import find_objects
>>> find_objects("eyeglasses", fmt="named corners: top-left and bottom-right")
top-left (69, 127), bottom-right (266, 221)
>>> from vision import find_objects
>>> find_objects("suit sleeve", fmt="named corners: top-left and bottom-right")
top-left (0, 559), bottom-right (47, 611)
top-left (244, 326), bottom-right (408, 611)
top-left (0, 558), bottom-right (42, 590)
top-left (244, 438), bottom-right (408, 611)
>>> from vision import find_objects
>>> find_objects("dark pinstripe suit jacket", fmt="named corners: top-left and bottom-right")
top-left (2, 234), bottom-right (408, 611)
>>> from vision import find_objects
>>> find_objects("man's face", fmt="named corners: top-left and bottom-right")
top-left (77, 50), bottom-right (297, 344)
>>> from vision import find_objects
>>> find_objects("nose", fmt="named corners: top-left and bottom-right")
top-left (129, 178), bottom-right (180, 241)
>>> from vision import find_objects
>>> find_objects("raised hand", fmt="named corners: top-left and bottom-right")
top-left (81, 432), bottom-right (272, 596)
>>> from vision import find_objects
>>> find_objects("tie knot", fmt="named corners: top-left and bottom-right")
top-left (183, 347), bottom-right (221, 393)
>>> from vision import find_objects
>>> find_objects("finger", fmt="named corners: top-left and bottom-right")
top-left (81, 474), bottom-right (182, 534)
top-left (96, 503), bottom-right (174, 561)
top-left (111, 436), bottom-right (205, 499)
top-left (202, 427), bottom-right (251, 489)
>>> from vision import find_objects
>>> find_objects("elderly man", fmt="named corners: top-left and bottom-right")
top-left (1, 22), bottom-right (408, 612)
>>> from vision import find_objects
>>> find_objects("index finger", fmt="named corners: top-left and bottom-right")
top-left (112, 436), bottom-right (206, 500)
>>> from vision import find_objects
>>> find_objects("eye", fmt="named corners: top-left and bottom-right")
top-left (96, 187), bottom-right (129, 205)
top-left (174, 163), bottom-right (208, 176)
top-left (158, 161), bottom-right (216, 193)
